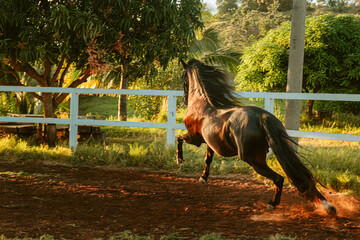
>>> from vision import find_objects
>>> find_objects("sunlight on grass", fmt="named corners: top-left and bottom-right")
top-left (0, 135), bottom-right (72, 163)
top-left (268, 235), bottom-right (297, 240)
top-left (297, 139), bottom-right (359, 193)
top-left (0, 123), bottom-right (359, 194)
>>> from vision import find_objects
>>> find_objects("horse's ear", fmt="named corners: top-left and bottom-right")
top-left (180, 59), bottom-right (187, 69)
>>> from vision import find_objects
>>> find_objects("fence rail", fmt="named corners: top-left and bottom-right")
top-left (1, 86), bottom-right (360, 150)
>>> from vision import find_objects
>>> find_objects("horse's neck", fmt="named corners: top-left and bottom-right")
top-left (186, 72), bottom-right (216, 116)
top-left (188, 90), bottom-right (208, 109)
top-left (185, 93), bottom-right (213, 120)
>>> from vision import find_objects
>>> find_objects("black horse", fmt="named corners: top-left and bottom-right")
top-left (176, 59), bottom-right (336, 216)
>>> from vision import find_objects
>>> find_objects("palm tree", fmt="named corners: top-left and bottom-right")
top-left (190, 26), bottom-right (240, 75)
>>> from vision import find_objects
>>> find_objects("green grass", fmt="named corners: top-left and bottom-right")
top-left (2, 93), bottom-right (360, 193)
top-left (0, 135), bottom-right (73, 163)
top-left (299, 139), bottom-right (360, 193)
top-left (1, 125), bottom-right (359, 194)
top-left (0, 95), bottom-right (359, 197)
top-left (79, 95), bottom-right (118, 119)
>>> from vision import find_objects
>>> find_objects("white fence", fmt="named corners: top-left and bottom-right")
top-left (1, 86), bottom-right (360, 150)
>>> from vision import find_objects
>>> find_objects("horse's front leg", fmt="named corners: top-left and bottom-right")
top-left (176, 134), bottom-right (185, 164)
top-left (176, 132), bottom-right (204, 164)
top-left (199, 146), bottom-right (214, 183)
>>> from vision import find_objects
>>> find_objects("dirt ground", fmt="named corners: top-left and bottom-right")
top-left (0, 161), bottom-right (359, 240)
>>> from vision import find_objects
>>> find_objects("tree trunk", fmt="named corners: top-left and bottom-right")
top-left (118, 63), bottom-right (128, 121)
top-left (284, 0), bottom-right (306, 145)
top-left (43, 93), bottom-right (56, 147)
top-left (306, 100), bottom-right (314, 117)
top-left (306, 87), bottom-right (321, 117)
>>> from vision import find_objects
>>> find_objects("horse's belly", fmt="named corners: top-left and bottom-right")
top-left (202, 121), bottom-right (238, 157)
top-left (206, 138), bottom-right (237, 157)
top-left (215, 148), bottom-right (237, 157)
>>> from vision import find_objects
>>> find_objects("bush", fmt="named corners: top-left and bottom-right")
top-left (236, 14), bottom-right (360, 97)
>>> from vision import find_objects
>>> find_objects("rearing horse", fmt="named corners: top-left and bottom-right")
top-left (176, 59), bottom-right (336, 216)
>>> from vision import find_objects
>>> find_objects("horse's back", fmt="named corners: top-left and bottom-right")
top-left (228, 106), bottom-right (267, 135)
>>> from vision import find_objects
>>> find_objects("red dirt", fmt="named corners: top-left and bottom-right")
top-left (0, 161), bottom-right (359, 240)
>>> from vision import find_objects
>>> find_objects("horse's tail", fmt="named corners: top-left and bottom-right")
top-left (261, 113), bottom-right (324, 203)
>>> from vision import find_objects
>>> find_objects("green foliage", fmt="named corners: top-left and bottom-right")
top-left (211, 1), bottom-right (360, 69)
top-left (235, 0), bottom-right (293, 13)
top-left (0, 0), bottom-right (203, 129)
top-left (235, 19), bottom-right (290, 92)
top-left (79, 95), bottom-right (118, 120)
top-left (0, 92), bottom-right (36, 115)
top-left (0, 0), bottom-right (203, 69)
top-left (236, 14), bottom-right (360, 98)
top-left (304, 14), bottom-right (360, 91)
top-left (314, 99), bottom-right (360, 115)
top-left (187, 21), bottom-right (241, 74)
top-left (128, 95), bottom-right (163, 121)
top-left (128, 60), bottom-right (184, 121)
top-left (211, 0), bottom-right (291, 53)
top-left (216, 0), bottom-right (238, 16)
top-left (79, 59), bottom-right (184, 122)
top-left (0, 93), bottom-right (11, 115)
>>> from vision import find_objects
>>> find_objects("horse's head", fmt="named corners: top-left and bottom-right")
top-left (180, 59), bottom-right (190, 105)
top-left (181, 71), bottom-right (189, 105)
top-left (180, 59), bottom-right (206, 106)
top-left (180, 59), bottom-right (241, 109)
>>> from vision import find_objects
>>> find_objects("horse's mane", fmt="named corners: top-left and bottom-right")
top-left (183, 59), bottom-right (241, 109)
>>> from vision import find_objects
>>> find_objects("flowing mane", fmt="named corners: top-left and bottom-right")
top-left (183, 59), bottom-right (241, 109)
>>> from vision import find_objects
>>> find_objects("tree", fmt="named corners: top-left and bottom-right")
top-left (235, 13), bottom-right (360, 115)
top-left (125, 5), bottom-right (241, 122)
top-left (237, 0), bottom-right (293, 12)
top-left (0, 0), bottom-right (203, 146)
top-left (284, 0), bottom-right (306, 141)
top-left (211, 0), bottom-right (291, 54)
top-left (217, 0), bottom-right (239, 16)
top-left (190, 27), bottom-right (240, 74)
top-left (317, 0), bottom-right (350, 7)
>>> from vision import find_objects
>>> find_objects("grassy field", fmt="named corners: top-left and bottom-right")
top-left (1, 125), bottom-right (359, 194)
top-left (78, 95), bottom-right (360, 193)
top-left (1, 95), bottom-right (359, 194)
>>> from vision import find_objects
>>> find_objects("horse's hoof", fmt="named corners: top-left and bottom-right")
top-left (198, 177), bottom-right (207, 183)
top-left (266, 204), bottom-right (276, 211)
top-left (327, 206), bottom-right (337, 218)
top-left (177, 158), bottom-right (184, 165)
top-left (321, 200), bottom-right (337, 217)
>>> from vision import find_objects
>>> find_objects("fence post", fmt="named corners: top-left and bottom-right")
top-left (167, 94), bottom-right (177, 146)
top-left (264, 95), bottom-right (275, 115)
top-left (69, 91), bottom-right (79, 151)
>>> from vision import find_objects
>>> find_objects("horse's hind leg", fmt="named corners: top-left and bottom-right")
top-left (245, 152), bottom-right (284, 208)
top-left (199, 146), bottom-right (214, 183)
